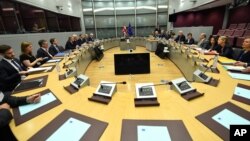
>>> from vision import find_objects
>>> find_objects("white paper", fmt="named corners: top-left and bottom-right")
top-left (223, 65), bottom-right (245, 71)
top-left (137, 125), bottom-right (171, 141)
top-left (19, 92), bottom-right (56, 116)
top-left (234, 87), bottom-right (250, 99)
top-left (212, 109), bottom-right (250, 129)
top-left (46, 118), bottom-right (91, 141)
top-left (0, 92), bottom-right (4, 102)
top-left (47, 59), bottom-right (61, 63)
top-left (28, 67), bottom-right (52, 73)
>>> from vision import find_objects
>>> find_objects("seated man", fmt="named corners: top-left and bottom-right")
top-left (0, 91), bottom-right (40, 141)
top-left (197, 33), bottom-right (209, 49)
top-left (174, 30), bottom-right (186, 43)
top-left (0, 45), bottom-right (28, 92)
top-left (184, 33), bottom-right (195, 45)
top-left (36, 39), bottom-right (53, 64)
top-left (49, 38), bottom-right (65, 56)
top-left (236, 37), bottom-right (250, 65)
top-left (88, 33), bottom-right (95, 42)
top-left (32, 23), bottom-right (46, 33)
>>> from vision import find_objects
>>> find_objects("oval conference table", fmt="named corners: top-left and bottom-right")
top-left (10, 38), bottom-right (250, 141)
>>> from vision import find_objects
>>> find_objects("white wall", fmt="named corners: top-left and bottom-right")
top-left (0, 32), bottom-right (82, 58)
top-left (15, 0), bottom-right (85, 32)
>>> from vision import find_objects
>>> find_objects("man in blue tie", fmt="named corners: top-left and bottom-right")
top-left (0, 45), bottom-right (28, 93)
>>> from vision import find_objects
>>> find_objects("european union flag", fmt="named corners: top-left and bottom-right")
top-left (127, 23), bottom-right (133, 36)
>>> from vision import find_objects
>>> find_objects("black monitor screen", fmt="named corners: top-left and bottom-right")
top-left (114, 53), bottom-right (150, 75)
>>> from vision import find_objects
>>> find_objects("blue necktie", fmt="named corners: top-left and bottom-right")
top-left (11, 60), bottom-right (23, 71)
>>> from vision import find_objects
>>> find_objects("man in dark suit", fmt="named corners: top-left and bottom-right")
top-left (49, 38), bottom-right (65, 56)
top-left (0, 91), bottom-right (40, 141)
top-left (197, 33), bottom-right (209, 49)
top-left (174, 31), bottom-right (186, 43)
top-left (88, 33), bottom-right (95, 42)
top-left (185, 33), bottom-right (195, 45)
top-left (37, 40), bottom-right (53, 64)
top-left (0, 45), bottom-right (28, 93)
top-left (77, 34), bottom-right (87, 46)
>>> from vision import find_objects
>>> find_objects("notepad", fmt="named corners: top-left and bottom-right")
top-left (228, 72), bottom-right (250, 81)
top-left (19, 92), bottom-right (56, 116)
top-left (212, 109), bottom-right (250, 129)
top-left (47, 59), bottom-right (61, 63)
top-left (234, 87), bottom-right (250, 99)
top-left (137, 125), bottom-right (171, 141)
top-left (46, 117), bottom-right (91, 141)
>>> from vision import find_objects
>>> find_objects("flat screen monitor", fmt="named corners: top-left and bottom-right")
top-left (114, 53), bottom-right (150, 75)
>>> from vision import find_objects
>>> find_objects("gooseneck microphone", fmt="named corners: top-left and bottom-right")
top-left (100, 81), bottom-right (127, 89)
top-left (140, 81), bottom-right (172, 92)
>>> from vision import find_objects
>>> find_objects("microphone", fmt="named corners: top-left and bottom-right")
top-left (100, 81), bottom-right (127, 89)
top-left (140, 81), bottom-right (172, 92)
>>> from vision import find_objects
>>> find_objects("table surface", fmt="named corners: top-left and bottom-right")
top-left (10, 46), bottom-right (250, 141)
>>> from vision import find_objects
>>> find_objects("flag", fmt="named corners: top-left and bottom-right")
top-left (122, 25), bottom-right (127, 37)
top-left (127, 22), bottom-right (133, 36)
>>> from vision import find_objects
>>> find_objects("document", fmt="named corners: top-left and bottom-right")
top-left (137, 125), bottom-right (171, 141)
top-left (46, 117), bottom-right (91, 141)
top-left (234, 86), bottom-right (250, 99)
top-left (228, 72), bottom-right (250, 81)
top-left (19, 92), bottom-right (56, 116)
top-left (55, 52), bottom-right (65, 57)
top-left (28, 67), bottom-right (52, 73)
top-left (223, 65), bottom-right (245, 71)
top-left (212, 109), bottom-right (250, 129)
top-left (47, 59), bottom-right (61, 63)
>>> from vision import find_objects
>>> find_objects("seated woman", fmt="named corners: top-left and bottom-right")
top-left (208, 36), bottom-right (218, 51)
top-left (214, 36), bottom-right (233, 59)
top-left (235, 37), bottom-right (250, 65)
top-left (184, 33), bottom-right (195, 45)
top-left (19, 42), bottom-right (43, 68)
top-left (65, 36), bottom-right (76, 50)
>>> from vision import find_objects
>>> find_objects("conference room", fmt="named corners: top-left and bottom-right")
top-left (0, 0), bottom-right (249, 141)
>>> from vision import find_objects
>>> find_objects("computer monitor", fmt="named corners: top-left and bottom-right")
top-left (114, 53), bottom-right (150, 75)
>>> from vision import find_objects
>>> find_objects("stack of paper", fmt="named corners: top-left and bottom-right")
top-left (28, 66), bottom-right (52, 73)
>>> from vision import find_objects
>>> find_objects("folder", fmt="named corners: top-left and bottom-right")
top-left (12, 89), bottom-right (61, 126)
top-left (232, 83), bottom-right (250, 105)
top-left (196, 102), bottom-right (250, 141)
top-left (29, 110), bottom-right (108, 141)
top-left (121, 119), bottom-right (192, 141)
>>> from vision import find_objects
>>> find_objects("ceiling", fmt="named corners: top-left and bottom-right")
top-left (185, 0), bottom-right (233, 12)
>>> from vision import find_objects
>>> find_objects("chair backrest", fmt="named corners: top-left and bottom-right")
top-left (232, 48), bottom-right (243, 60)
top-left (217, 29), bottom-right (225, 36)
top-left (228, 24), bottom-right (237, 29)
top-left (246, 23), bottom-right (250, 29)
top-left (236, 23), bottom-right (246, 29)
top-left (233, 29), bottom-right (245, 37)
top-left (243, 30), bottom-right (250, 37)
top-left (224, 29), bottom-right (235, 36)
